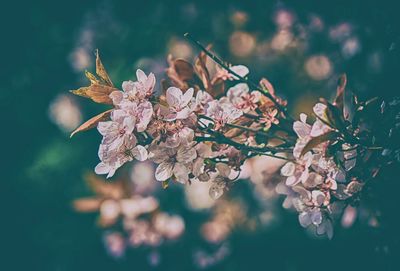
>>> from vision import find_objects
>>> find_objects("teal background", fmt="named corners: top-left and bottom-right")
top-left (2, 0), bottom-right (400, 270)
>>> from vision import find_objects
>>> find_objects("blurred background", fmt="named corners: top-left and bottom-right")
top-left (2, 0), bottom-right (400, 270)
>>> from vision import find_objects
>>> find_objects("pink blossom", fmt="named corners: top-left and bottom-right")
top-left (95, 111), bottom-right (148, 178)
top-left (97, 110), bottom-right (135, 151)
top-left (103, 232), bottom-right (126, 258)
top-left (293, 113), bottom-right (311, 139)
top-left (149, 143), bottom-right (197, 184)
top-left (221, 83), bottom-right (261, 113)
top-left (164, 87), bottom-right (194, 121)
top-left (153, 213), bottom-right (185, 239)
top-left (192, 90), bottom-right (214, 113)
top-left (95, 135), bottom-right (148, 178)
top-left (209, 163), bottom-right (232, 199)
top-left (205, 100), bottom-right (243, 130)
top-left (135, 101), bottom-right (153, 132)
top-left (165, 126), bottom-right (194, 148)
top-left (215, 65), bottom-right (249, 81)
top-left (111, 69), bottom-right (155, 104)
top-left (134, 69), bottom-right (156, 98)
top-left (192, 143), bottom-right (213, 181)
top-left (313, 102), bottom-right (328, 120)
top-left (109, 95), bottom-right (153, 133)
top-left (310, 118), bottom-right (332, 137)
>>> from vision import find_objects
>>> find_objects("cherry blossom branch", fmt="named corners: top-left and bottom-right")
top-left (225, 123), bottom-right (270, 136)
top-left (195, 131), bottom-right (293, 160)
top-left (225, 123), bottom-right (292, 144)
top-left (184, 32), bottom-right (291, 120)
top-left (198, 115), bottom-right (292, 144)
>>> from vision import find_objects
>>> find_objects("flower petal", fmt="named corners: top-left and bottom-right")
top-left (216, 163), bottom-right (231, 177)
top-left (173, 163), bottom-right (189, 184)
top-left (313, 103), bottom-right (328, 119)
top-left (176, 146), bottom-right (197, 162)
top-left (209, 183), bottom-right (225, 199)
top-left (299, 212), bottom-right (312, 227)
top-left (293, 120), bottom-right (311, 138)
top-left (166, 87), bottom-right (182, 108)
top-left (230, 65), bottom-right (249, 79)
top-left (136, 69), bottom-right (147, 82)
top-left (155, 162), bottom-right (174, 181)
top-left (132, 145), bottom-right (148, 161)
top-left (281, 162), bottom-right (295, 176)
top-left (122, 80), bottom-right (135, 92)
top-left (95, 162), bottom-right (110, 175)
top-left (181, 88), bottom-right (194, 107)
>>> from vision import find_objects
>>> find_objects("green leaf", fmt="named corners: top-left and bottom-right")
top-left (326, 102), bottom-right (346, 131)
top-left (162, 180), bottom-right (169, 189)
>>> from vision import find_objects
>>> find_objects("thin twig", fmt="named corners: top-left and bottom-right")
top-left (184, 32), bottom-right (291, 120)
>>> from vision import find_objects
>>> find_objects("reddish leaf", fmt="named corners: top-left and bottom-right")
top-left (166, 55), bottom-right (188, 90)
top-left (260, 78), bottom-right (276, 96)
top-left (326, 102), bottom-right (346, 131)
top-left (174, 59), bottom-right (194, 81)
top-left (334, 74), bottom-right (347, 114)
top-left (210, 77), bottom-right (225, 98)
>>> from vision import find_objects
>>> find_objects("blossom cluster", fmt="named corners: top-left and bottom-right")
top-left (70, 50), bottom-right (285, 200)
top-left (69, 45), bottom-right (398, 240)
top-left (73, 173), bottom-right (185, 259)
top-left (279, 103), bottom-right (362, 238)
top-left (94, 67), bottom-right (247, 193)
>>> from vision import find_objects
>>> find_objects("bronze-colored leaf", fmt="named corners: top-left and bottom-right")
top-left (85, 70), bottom-right (100, 85)
top-left (160, 78), bottom-right (172, 92)
top-left (96, 49), bottom-right (114, 87)
top-left (70, 84), bottom-right (116, 105)
top-left (70, 109), bottom-right (112, 137)
top-left (72, 197), bottom-right (102, 212)
top-left (86, 84), bottom-right (116, 104)
top-left (301, 131), bottom-right (338, 157)
top-left (85, 172), bottom-right (126, 199)
top-left (70, 86), bottom-right (91, 99)
top-left (166, 55), bottom-right (188, 90)
top-left (224, 127), bottom-right (244, 138)
top-left (194, 45), bottom-right (212, 90)
top-left (174, 59), bottom-right (194, 81)
top-left (210, 77), bottom-right (225, 98)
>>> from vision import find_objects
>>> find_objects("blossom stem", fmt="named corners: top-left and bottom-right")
top-left (226, 123), bottom-right (270, 136)
top-left (243, 112), bottom-right (261, 119)
top-left (195, 132), bottom-right (292, 159)
top-left (184, 33), bottom-right (291, 120)
top-left (225, 123), bottom-right (292, 144)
